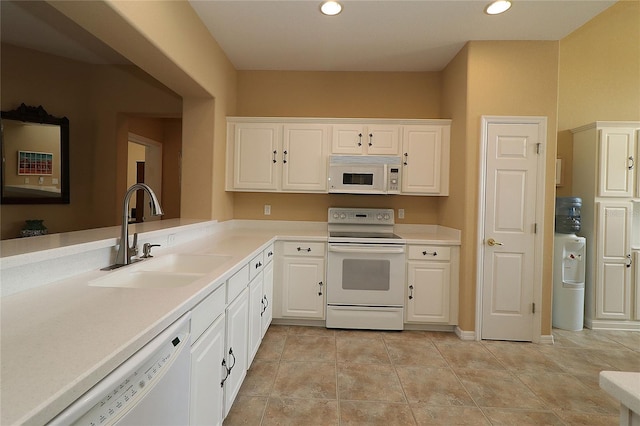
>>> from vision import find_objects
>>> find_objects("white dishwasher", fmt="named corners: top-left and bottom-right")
top-left (49, 313), bottom-right (191, 426)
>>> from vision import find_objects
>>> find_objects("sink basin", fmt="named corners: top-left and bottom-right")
top-left (89, 270), bottom-right (203, 289)
top-left (139, 253), bottom-right (233, 274)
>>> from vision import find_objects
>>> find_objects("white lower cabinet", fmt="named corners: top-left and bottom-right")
top-left (223, 287), bottom-right (249, 417)
top-left (262, 259), bottom-right (274, 337)
top-left (247, 272), bottom-right (264, 367)
top-left (405, 245), bottom-right (459, 325)
top-left (190, 313), bottom-right (226, 426)
top-left (278, 242), bottom-right (326, 319)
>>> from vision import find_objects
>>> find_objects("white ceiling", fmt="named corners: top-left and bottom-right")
top-left (1, 0), bottom-right (616, 72)
top-left (189, 0), bottom-right (617, 71)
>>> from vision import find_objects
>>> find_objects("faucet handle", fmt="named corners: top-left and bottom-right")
top-left (130, 232), bottom-right (139, 256)
top-left (141, 243), bottom-right (161, 258)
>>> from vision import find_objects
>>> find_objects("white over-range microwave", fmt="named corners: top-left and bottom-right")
top-left (328, 155), bottom-right (401, 194)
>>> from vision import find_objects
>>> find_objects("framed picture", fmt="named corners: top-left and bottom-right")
top-left (18, 150), bottom-right (54, 176)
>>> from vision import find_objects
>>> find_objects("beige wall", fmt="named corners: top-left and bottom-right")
top-left (465, 41), bottom-right (560, 334)
top-left (49, 0), bottom-right (238, 223)
top-left (557, 0), bottom-right (640, 195)
top-left (0, 44), bottom-right (181, 239)
top-left (234, 70), bottom-right (443, 223)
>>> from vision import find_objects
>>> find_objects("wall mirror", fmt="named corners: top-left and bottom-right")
top-left (1, 103), bottom-right (70, 204)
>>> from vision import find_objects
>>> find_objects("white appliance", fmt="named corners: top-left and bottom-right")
top-left (553, 234), bottom-right (586, 331)
top-left (326, 208), bottom-right (406, 330)
top-left (328, 155), bottom-right (401, 194)
top-left (49, 313), bottom-right (191, 426)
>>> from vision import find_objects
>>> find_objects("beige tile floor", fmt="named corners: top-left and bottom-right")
top-left (223, 326), bottom-right (640, 425)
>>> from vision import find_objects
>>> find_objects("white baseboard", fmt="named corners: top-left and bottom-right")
top-left (586, 318), bottom-right (640, 331)
top-left (455, 327), bottom-right (476, 341)
top-left (539, 334), bottom-right (555, 345)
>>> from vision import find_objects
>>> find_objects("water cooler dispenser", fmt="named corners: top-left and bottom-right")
top-left (553, 197), bottom-right (586, 331)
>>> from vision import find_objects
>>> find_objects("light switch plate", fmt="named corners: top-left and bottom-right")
top-left (398, 209), bottom-right (405, 219)
top-left (264, 204), bottom-right (271, 215)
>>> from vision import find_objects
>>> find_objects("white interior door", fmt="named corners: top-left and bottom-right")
top-left (480, 119), bottom-right (544, 341)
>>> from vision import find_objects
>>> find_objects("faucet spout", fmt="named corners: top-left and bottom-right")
top-left (113, 183), bottom-right (164, 267)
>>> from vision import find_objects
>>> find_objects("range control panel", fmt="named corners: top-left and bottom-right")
top-left (328, 208), bottom-right (395, 225)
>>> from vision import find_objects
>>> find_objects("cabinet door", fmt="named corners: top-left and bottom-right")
top-left (262, 260), bottom-right (274, 337)
top-left (406, 261), bottom-right (451, 323)
top-left (598, 127), bottom-right (635, 197)
top-left (332, 124), bottom-right (365, 154)
top-left (401, 125), bottom-right (448, 195)
top-left (366, 125), bottom-right (400, 155)
top-left (596, 202), bottom-right (633, 320)
top-left (233, 123), bottom-right (280, 190)
top-left (281, 256), bottom-right (325, 319)
top-left (247, 273), bottom-right (264, 368)
top-left (224, 288), bottom-right (249, 417)
top-left (190, 313), bottom-right (225, 426)
top-left (282, 124), bottom-right (329, 191)
top-left (634, 252), bottom-right (640, 320)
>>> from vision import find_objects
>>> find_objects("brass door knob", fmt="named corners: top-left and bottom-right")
top-left (487, 238), bottom-right (503, 246)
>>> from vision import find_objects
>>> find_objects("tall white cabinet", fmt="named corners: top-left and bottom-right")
top-left (571, 122), bottom-right (639, 330)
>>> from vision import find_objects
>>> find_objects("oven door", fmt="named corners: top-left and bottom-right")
top-left (328, 164), bottom-right (387, 194)
top-left (327, 243), bottom-right (405, 306)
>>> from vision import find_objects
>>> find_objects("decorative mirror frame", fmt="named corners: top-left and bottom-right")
top-left (1, 104), bottom-right (70, 204)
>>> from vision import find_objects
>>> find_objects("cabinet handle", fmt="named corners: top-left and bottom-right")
top-left (408, 284), bottom-right (414, 300)
top-left (268, 251), bottom-right (273, 258)
top-left (403, 152), bottom-right (408, 166)
top-left (358, 133), bottom-right (363, 146)
top-left (255, 261), bottom-right (262, 269)
top-left (283, 150), bottom-right (288, 164)
top-left (627, 254), bottom-right (632, 268)
top-left (629, 156), bottom-right (635, 170)
top-left (318, 281), bottom-right (323, 296)
top-left (272, 150), bottom-right (277, 164)
top-left (422, 251), bottom-right (437, 257)
top-left (297, 247), bottom-right (312, 252)
top-left (368, 133), bottom-right (373, 146)
top-left (227, 348), bottom-right (236, 373)
top-left (263, 295), bottom-right (269, 313)
top-left (220, 358), bottom-right (229, 387)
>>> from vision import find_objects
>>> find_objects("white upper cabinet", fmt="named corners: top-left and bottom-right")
top-left (227, 120), bottom-right (329, 193)
top-left (230, 122), bottom-right (280, 191)
top-left (331, 124), bottom-right (400, 155)
top-left (401, 125), bottom-right (450, 195)
top-left (282, 124), bottom-right (329, 191)
top-left (227, 117), bottom-right (451, 195)
top-left (598, 127), bottom-right (636, 197)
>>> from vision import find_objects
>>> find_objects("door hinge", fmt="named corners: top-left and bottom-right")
top-left (534, 223), bottom-right (537, 234)
top-left (536, 143), bottom-right (541, 154)
top-left (532, 302), bottom-right (536, 314)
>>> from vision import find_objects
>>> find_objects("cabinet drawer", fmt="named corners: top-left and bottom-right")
top-left (282, 241), bottom-right (326, 256)
top-left (191, 284), bottom-right (226, 343)
top-left (263, 244), bottom-right (275, 265)
top-left (408, 245), bottom-right (451, 261)
top-left (249, 252), bottom-right (264, 281)
top-left (227, 264), bottom-right (249, 303)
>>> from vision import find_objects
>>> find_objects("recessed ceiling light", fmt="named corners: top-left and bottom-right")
top-left (320, 1), bottom-right (342, 16)
top-left (485, 0), bottom-right (512, 15)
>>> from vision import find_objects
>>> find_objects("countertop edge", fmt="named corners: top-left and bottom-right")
top-left (599, 371), bottom-right (640, 414)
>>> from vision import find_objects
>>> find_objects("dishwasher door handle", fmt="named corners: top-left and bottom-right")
top-left (328, 244), bottom-right (405, 255)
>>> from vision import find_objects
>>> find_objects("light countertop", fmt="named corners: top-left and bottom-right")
top-left (0, 220), bottom-right (459, 425)
top-left (600, 371), bottom-right (640, 415)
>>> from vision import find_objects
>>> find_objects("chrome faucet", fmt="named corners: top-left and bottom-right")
top-left (106, 183), bottom-right (164, 269)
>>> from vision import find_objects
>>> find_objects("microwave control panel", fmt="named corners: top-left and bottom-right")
top-left (388, 167), bottom-right (400, 193)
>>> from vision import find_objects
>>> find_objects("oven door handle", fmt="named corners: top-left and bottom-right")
top-left (328, 244), bottom-right (405, 254)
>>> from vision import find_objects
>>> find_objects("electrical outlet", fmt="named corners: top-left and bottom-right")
top-left (398, 209), bottom-right (405, 219)
top-left (264, 204), bottom-right (271, 215)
